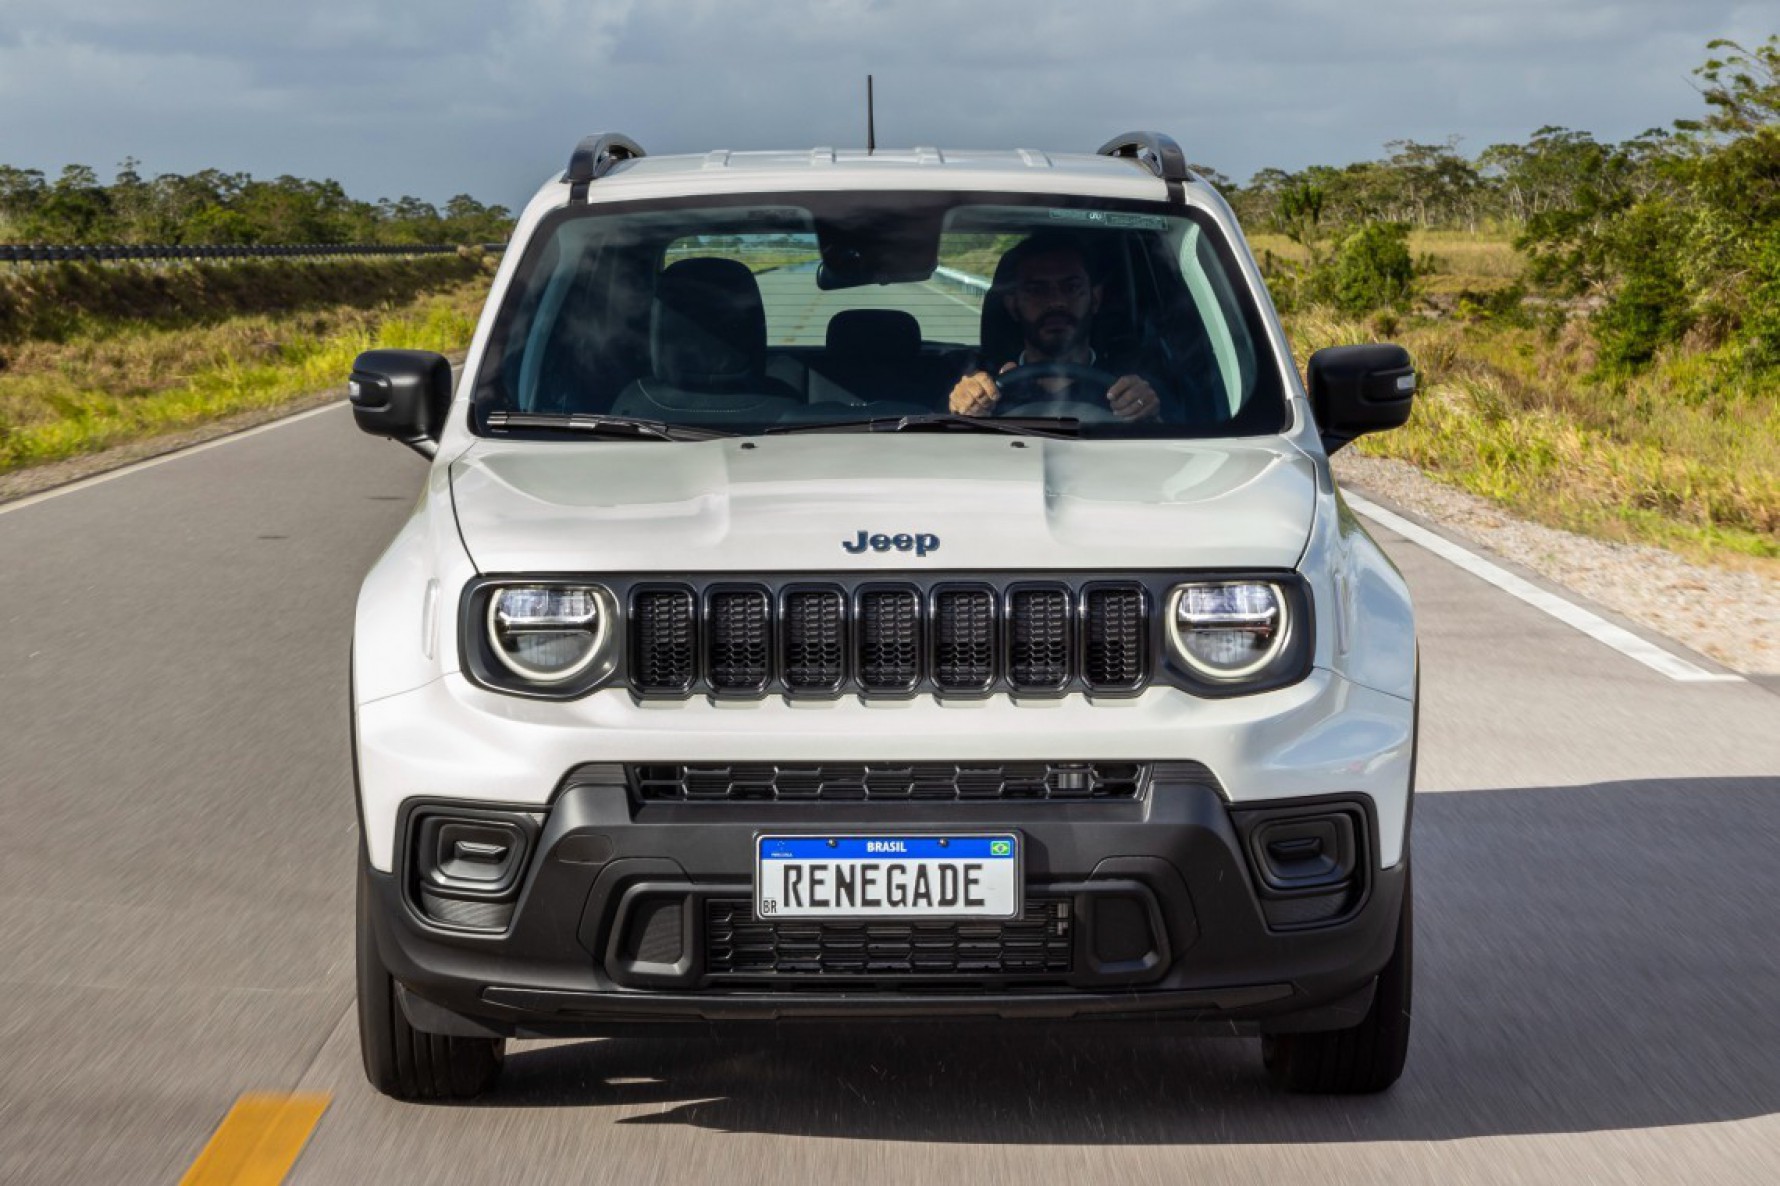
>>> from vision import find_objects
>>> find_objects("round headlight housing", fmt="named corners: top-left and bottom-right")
top-left (1167, 581), bottom-right (1288, 681)
top-left (486, 585), bottom-right (609, 683)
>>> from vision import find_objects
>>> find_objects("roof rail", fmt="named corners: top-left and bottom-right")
top-left (1096, 132), bottom-right (1189, 198)
top-left (565, 133), bottom-right (646, 201)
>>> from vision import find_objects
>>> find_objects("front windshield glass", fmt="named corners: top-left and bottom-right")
top-left (473, 192), bottom-right (1286, 439)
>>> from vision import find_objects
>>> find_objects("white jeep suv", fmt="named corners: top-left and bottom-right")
top-left (348, 131), bottom-right (1419, 1101)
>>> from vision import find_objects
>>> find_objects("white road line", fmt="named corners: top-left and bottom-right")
top-left (920, 279), bottom-right (988, 314)
top-left (1345, 491), bottom-right (1743, 684)
top-left (0, 401), bottom-right (348, 517)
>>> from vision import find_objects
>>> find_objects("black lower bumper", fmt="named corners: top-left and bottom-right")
top-left (367, 775), bottom-right (1407, 1039)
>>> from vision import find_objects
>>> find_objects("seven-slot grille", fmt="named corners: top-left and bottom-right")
top-left (626, 579), bottom-right (1150, 698)
top-left (705, 897), bottom-right (1073, 980)
top-left (631, 761), bottom-right (1150, 803)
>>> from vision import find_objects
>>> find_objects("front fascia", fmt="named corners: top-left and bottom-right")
top-left (355, 667), bottom-right (1413, 874)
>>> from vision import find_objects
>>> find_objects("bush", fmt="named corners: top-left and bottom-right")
top-left (1331, 222), bottom-right (1415, 316)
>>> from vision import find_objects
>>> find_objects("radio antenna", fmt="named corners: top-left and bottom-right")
top-left (867, 75), bottom-right (876, 154)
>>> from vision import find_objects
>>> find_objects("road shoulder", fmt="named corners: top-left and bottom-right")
top-left (1335, 451), bottom-right (1780, 677)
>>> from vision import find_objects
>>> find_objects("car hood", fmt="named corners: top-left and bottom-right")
top-left (448, 435), bottom-right (1316, 573)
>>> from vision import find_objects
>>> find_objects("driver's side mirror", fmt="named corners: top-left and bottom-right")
top-left (349, 349), bottom-right (454, 458)
top-left (1306, 344), bottom-right (1416, 455)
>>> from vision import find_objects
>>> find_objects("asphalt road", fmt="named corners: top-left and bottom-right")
top-left (3, 404), bottom-right (1778, 1185)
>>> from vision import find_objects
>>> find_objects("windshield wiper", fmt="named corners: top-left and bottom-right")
top-left (483, 411), bottom-right (736, 442)
top-left (766, 413), bottom-right (1080, 438)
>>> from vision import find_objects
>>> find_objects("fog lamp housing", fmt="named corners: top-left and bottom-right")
top-left (407, 808), bottom-right (541, 933)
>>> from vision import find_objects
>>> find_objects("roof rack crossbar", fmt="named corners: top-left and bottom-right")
top-left (1096, 132), bottom-right (1189, 186)
top-left (565, 133), bottom-right (646, 201)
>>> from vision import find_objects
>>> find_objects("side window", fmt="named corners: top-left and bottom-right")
top-left (1176, 224), bottom-right (1256, 417)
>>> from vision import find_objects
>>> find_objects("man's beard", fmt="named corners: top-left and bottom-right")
top-left (1025, 312), bottom-right (1083, 357)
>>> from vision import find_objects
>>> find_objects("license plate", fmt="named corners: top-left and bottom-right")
top-left (755, 834), bottom-right (1020, 920)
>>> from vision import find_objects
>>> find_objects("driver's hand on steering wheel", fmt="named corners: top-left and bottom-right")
top-left (1108, 375), bottom-right (1162, 421)
top-left (948, 363), bottom-right (1014, 416)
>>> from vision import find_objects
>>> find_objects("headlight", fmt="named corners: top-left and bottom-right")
top-left (486, 585), bottom-right (609, 683)
top-left (1167, 581), bottom-right (1288, 681)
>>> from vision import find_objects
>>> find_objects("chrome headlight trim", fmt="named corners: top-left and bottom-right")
top-left (472, 581), bottom-right (619, 692)
top-left (1165, 580), bottom-right (1290, 682)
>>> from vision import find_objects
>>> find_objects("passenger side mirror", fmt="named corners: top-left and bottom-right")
top-left (1305, 344), bottom-right (1416, 455)
top-left (349, 350), bottom-right (455, 458)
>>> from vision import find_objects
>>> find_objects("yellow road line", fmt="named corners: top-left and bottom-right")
top-left (179, 1093), bottom-right (330, 1186)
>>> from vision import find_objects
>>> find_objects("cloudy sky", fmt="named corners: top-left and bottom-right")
top-left (0, 0), bottom-right (1771, 210)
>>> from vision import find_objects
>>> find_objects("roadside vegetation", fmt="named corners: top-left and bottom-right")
top-left (1221, 36), bottom-right (1780, 568)
top-left (0, 162), bottom-right (511, 246)
top-left (0, 263), bottom-right (493, 471)
top-left (0, 161), bottom-right (512, 476)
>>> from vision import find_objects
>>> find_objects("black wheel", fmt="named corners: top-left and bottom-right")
top-left (1262, 873), bottom-right (1413, 1094)
top-left (356, 863), bottom-right (505, 1101)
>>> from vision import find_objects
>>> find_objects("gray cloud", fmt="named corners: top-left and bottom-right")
top-left (0, 0), bottom-right (1768, 209)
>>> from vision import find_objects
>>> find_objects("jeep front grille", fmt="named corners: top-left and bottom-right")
top-left (625, 576), bottom-right (1152, 699)
top-left (630, 761), bottom-right (1150, 803)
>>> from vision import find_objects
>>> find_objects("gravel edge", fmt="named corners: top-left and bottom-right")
top-left (1333, 451), bottom-right (1780, 677)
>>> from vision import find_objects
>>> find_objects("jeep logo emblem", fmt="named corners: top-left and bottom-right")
top-left (843, 530), bottom-right (940, 557)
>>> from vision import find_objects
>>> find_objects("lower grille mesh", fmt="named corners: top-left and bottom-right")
top-left (632, 761), bottom-right (1150, 802)
top-left (705, 897), bottom-right (1073, 979)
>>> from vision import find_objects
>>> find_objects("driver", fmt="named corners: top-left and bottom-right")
top-left (948, 232), bottom-right (1162, 421)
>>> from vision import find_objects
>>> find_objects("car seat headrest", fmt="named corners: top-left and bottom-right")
top-left (826, 309), bottom-right (921, 361)
top-left (652, 257), bottom-right (769, 389)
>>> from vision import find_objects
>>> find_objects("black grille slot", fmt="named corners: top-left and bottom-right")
top-left (630, 762), bottom-right (1149, 802)
top-left (857, 588), bottom-right (920, 692)
top-left (707, 588), bottom-right (770, 692)
top-left (1084, 586), bottom-right (1148, 689)
top-left (632, 588), bottom-right (695, 693)
top-left (1008, 587), bottom-right (1071, 692)
top-left (706, 897), bottom-right (1073, 979)
top-left (782, 588), bottom-right (845, 692)
top-left (932, 587), bottom-right (995, 692)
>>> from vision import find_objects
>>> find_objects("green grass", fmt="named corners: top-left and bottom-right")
top-left (0, 279), bottom-right (487, 472)
top-left (1249, 229), bottom-right (1524, 296)
top-left (1287, 306), bottom-right (1780, 569)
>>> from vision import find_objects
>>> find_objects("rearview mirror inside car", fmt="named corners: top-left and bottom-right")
top-left (1305, 344), bottom-right (1416, 454)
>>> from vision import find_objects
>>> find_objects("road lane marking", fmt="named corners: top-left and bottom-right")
top-left (0, 401), bottom-right (347, 517)
top-left (179, 1093), bottom-right (329, 1186)
top-left (1345, 491), bottom-right (1744, 684)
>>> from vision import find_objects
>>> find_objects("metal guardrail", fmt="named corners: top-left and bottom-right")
top-left (931, 265), bottom-right (992, 297)
top-left (0, 243), bottom-right (507, 264)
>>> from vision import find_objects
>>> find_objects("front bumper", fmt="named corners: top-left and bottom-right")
top-left (368, 773), bottom-right (1408, 1038)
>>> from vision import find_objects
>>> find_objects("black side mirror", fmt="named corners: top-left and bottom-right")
top-left (349, 350), bottom-right (454, 458)
top-left (1305, 344), bottom-right (1416, 454)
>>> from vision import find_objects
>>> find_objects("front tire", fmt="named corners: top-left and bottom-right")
top-left (356, 864), bottom-right (505, 1101)
top-left (1262, 872), bottom-right (1413, 1094)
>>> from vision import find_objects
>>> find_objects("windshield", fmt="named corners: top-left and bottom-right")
top-left (472, 192), bottom-right (1287, 439)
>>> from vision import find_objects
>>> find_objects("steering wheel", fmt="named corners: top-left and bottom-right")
top-left (992, 361), bottom-right (1125, 424)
